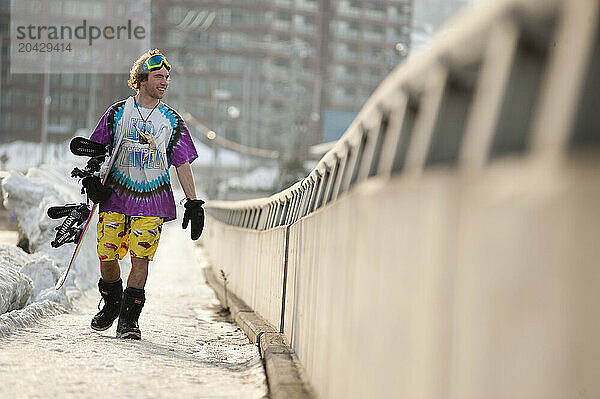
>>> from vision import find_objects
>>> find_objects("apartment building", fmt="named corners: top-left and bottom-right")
top-left (0, 0), bottom-right (413, 157)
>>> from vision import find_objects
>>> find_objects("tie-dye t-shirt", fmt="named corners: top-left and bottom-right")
top-left (90, 99), bottom-right (198, 222)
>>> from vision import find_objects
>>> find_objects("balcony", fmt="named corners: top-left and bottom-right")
top-left (365, 9), bottom-right (385, 20)
top-left (296, 0), bottom-right (317, 11)
top-left (265, 63), bottom-right (290, 79)
top-left (337, 2), bottom-right (361, 18)
top-left (273, 19), bottom-right (292, 31)
top-left (335, 48), bottom-right (359, 61)
top-left (295, 23), bottom-right (316, 33)
top-left (331, 90), bottom-right (356, 106)
top-left (363, 31), bottom-right (385, 42)
top-left (334, 27), bottom-right (360, 39)
top-left (362, 72), bottom-right (382, 85)
top-left (334, 69), bottom-right (358, 82)
top-left (388, 13), bottom-right (411, 24)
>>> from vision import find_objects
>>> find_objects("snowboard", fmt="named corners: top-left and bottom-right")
top-left (52, 136), bottom-right (123, 290)
top-left (47, 203), bottom-right (91, 248)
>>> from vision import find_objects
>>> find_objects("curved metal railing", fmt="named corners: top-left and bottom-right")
top-left (205, 0), bottom-right (599, 226)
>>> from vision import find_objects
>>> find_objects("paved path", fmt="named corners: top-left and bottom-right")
top-left (0, 230), bottom-right (17, 245)
top-left (0, 222), bottom-right (268, 399)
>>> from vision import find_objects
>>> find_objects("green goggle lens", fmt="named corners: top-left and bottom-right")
top-left (143, 54), bottom-right (171, 71)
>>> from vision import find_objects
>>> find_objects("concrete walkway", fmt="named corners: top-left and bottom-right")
top-left (0, 230), bottom-right (17, 246)
top-left (0, 222), bottom-right (268, 399)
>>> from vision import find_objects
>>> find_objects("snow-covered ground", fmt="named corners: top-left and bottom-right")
top-left (0, 160), bottom-right (106, 336)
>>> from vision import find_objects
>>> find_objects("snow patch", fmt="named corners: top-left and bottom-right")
top-left (0, 162), bottom-right (99, 336)
top-left (0, 139), bottom-right (81, 173)
top-left (2, 165), bottom-right (83, 252)
top-left (224, 166), bottom-right (279, 191)
top-left (0, 300), bottom-right (67, 338)
top-left (20, 255), bottom-right (63, 304)
top-left (0, 261), bottom-right (33, 314)
top-left (0, 244), bottom-right (32, 267)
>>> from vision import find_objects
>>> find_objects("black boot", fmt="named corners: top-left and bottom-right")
top-left (116, 287), bottom-right (145, 340)
top-left (91, 278), bottom-right (123, 331)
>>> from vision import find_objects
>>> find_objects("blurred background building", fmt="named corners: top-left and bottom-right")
top-left (0, 0), bottom-right (482, 196)
top-left (412, 0), bottom-right (471, 51)
top-left (0, 0), bottom-right (411, 147)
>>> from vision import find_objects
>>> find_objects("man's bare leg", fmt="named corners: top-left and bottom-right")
top-left (100, 260), bottom-right (121, 282)
top-left (127, 257), bottom-right (149, 289)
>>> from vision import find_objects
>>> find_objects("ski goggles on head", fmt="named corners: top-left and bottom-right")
top-left (143, 53), bottom-right (171, 72)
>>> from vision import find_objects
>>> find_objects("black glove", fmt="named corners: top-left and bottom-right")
top-left (82, 175), bottom-right (112, 204)
top-left (182, 199), bottom-right (205, 240)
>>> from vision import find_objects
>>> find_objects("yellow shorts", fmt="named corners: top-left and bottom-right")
top-left (97, 211), bottom-right (164, 261)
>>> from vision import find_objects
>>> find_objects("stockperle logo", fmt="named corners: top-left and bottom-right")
top-left (15, 20), bottom-right (147, 46)
top-left (10, 0), bottom-right (151, 74)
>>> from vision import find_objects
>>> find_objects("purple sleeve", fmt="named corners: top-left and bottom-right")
top-left (170, 121), bottom-right (199, 168)
top-left (89, 110), bottom-right (113, 145)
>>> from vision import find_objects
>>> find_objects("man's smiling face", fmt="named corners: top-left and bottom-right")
top-left (141, 66), bottom-right (170, 100)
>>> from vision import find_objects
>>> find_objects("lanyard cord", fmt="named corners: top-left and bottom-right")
top-left (134, 97), bottom-right (160, 132)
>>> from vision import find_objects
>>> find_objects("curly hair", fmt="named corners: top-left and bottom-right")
top-left (128, 49), bottom-right (166, 91)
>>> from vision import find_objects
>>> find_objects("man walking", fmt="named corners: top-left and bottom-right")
top-left (87, 49), bottom-right (205, 339)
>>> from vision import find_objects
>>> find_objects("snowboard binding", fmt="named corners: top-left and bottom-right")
top-left (69, 137), bottom-right (113, 204)
top-left (47, 137), bottom-right (113, 248)
top-left (48, 203), bottom-right (91, 248)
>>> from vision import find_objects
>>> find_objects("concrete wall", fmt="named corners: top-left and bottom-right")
top-left (203, 222), bottom-right (286, 330)
top-left (284, 171), bottom-right (459, 398)
top-left (451, 155), bottom-right (600, 398)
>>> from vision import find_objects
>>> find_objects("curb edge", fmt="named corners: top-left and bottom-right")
top-left (202, 266), bottom-right (316, 399)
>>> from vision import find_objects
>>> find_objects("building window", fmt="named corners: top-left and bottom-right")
top-left (25, 94), bottom-right (37, 107)
top-left (77, 96), bottom-right (89, 111)
top-left (25, 116), bottom-right (36, 130)
top-left (0, 113), bottom-right (10, 129)
top-left (220, 56), bottom-right (245, 73)
top-left (277, 11), bottom-right (292, 21)
top-left (113, 75), bottom-right (123, 87)
top-left (273, 57), bottom-right (289, 67)
top-left (190, 79), bottom-right (208, 94)
top-left (60, 116), bottom-right (72, 127)
top-left (219, 79), bottom-right (242, 96)
top-left (62, 74), bottom-right (74, 87)
top-left (1, 89), bottom-right (11, 105)
top-left (60, 94), bottom-right (73, 109)
top-left (25, 74), bottom-right (40, 84)
top-left (167, 6), bottom-right (187, 23)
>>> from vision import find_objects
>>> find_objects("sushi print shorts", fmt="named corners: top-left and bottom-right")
top-left (97, 211), bottom-right (164, 261)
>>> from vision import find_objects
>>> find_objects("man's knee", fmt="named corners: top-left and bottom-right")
top-left (101, 260), bottom-right (119, 269)
top-left (130, 257), bottom-right (149, 269)
top-left (100, 260), bottom-right (120, 281)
